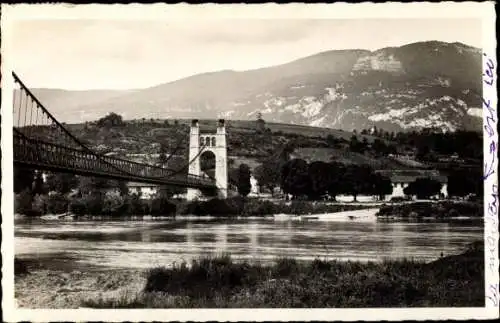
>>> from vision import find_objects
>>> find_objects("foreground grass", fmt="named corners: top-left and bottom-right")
top-left (81, 242), bottom-right (484, 308)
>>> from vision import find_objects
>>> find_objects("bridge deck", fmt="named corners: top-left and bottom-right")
top-left (13, 133), bottom-right (216, 189)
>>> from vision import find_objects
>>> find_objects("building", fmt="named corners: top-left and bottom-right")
top-left (248, 174), bottom-right (260, 197)
top-left (127, 182), bottom-right (159, 199)
top-left (375, 169), bottom-right (448, 200)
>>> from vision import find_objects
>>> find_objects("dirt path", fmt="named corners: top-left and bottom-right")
top-left (15, 269), bottom-right (145, 308)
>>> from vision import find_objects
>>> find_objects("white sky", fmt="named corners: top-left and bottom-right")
top-left (10, 18), bottom-right (482, 90)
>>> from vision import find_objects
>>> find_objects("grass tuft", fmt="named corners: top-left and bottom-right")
top-left (82, 242), bottom-right (485, 308)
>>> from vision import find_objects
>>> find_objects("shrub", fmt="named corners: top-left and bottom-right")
top-left (151, 197), bottom-right (176, 216)
top-left (103, 194), bottom-right (127, 216)
top-left (177, 200), bottom-right (201, 215)
top-left (14, 258), bottom-right (28, 276)
top-left (14, 189), bottom-right (38, 216)
top-left (85, 241), bottom-right (485, 308)
top-left (46, 192), bottom-right (70, 214)
top-left (201, 198), bottom-right (238, 216)
top-left (288, 200), bottom-right (311, 215)
top-left (225, 196), bottom-right (245, 214)
top-left (145, 255), bottom-right (266, 299)
top-left (273, 258), bottom-right (300, 277)
top-left (79, 194), bottom-right (104, 215)
top-left (241, 199), bottom-right (277, 216)
top-left (69, 198), bottom-right (87, 216)
top-left (125, 194), bottom-right (149, 215)
top-left (32, 194), bottom-right (49, 215)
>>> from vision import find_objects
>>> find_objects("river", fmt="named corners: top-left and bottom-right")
top-left (14, 212), bottom-right (483, 272)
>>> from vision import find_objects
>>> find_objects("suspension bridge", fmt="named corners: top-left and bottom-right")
top-left (11, 72), bottom-right (219, 191)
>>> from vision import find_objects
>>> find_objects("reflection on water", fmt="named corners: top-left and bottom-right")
top-left (15, 218), bottom-right (483, 271)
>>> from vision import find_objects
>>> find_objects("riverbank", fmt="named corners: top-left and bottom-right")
top-left (376, 201), bottom-right (483, 219)
top-left (15, 241), bottom-right (484, 308)
top-left (15, 198), bottom-right (378, 220)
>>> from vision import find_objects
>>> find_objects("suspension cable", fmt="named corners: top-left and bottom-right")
top-left (162, 142), bottom-right (209, 180)
top-left (12, 72), bottom-right (164, 178)
top-left (12, 72), bottom-right (215, 184)
top-left (160, 131), bottom-right (188, 166)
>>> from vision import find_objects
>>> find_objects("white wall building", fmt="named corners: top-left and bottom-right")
top-left (127, 182), bottom-right (159, 199)
top-left (375, 170), bottom-right (448, 201)
top-left (248, 174), bottom-right (260, 197)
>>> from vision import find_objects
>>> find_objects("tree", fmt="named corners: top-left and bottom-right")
top-left (416, 142), bottom-right (431, 161)
top-left (97, 112), bottom-right (124, 128)
top-left (447, 168), bottom-right (482, 198)
top-left (349, 135), bottom-right (362, 153)
top-left (158, 185), bottom-right (185, 199)
top-left (361, 137), bottom-right (369, 152)
top-left (45, 172), bottom-right (78, 194)
top-left (15, 189), bottom-right (34, 215)
top-left (403, 177), bottom-right (442, 199)
top-left (158, 143), bottom-right (169, 164)
top-left (102, 194), bottom-right (127, 216)
top-left (253, 162), bottom-right (281, 195)
top-left (117, 180), bottom-right (129, 196)
top-left (307, 161), bottom-right (331, 200)
top-left (371, 173), bottom-right (393, 200)
top-left (32, 171), bottom-right (46, 195)
top-left (77, 176), bottom-right (119, 197)
top-left (341, 164), bottom-right (373, 201)
top-left (237, 164), bottom-right (252, 197)
top-left (46, 192), bottom-right (70, 214)
top-left (14, 167), bottom-right (34, 194)
top-left (281, 158), bottom-right (310, 199)
top-left (151, 197), bottom-right (176, 216)
top-left (326, 162), bottom-right (345, 201)
top-left (228, 167), bottom-right (240, 187)
top-left (372, 139), bottom-right (388, 156)
top-left (125, 193), bottom-right (148, 215)
top-left (256, 112), bottom-right (266, 133)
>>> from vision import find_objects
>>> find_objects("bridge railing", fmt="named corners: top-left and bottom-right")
top-left (13, 133), bottom-right (215, 188)
top-left (12, 72), bottom-right (217, 189)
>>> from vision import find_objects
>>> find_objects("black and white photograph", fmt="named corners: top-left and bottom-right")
top-left (1, 2), bottom-right (498, 321)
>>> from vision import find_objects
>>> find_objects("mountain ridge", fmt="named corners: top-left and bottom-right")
top-left (20, 40), bottom-right (483, 132)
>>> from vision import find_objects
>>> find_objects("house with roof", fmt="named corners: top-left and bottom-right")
top-left (375, 169), bottom-right (448, 200)
top-left (127, 182), bottom-right (160, 199)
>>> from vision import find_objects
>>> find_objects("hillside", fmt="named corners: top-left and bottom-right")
top-left (22, 41), bottom-right (483, 132)
top-left (43, 116), bottom-right (435, 177)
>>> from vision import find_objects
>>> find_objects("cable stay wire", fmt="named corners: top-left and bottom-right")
top-left (12, 72), bottom-right (211, 183)
top-left (12, 72), bottom-right (133, 174)
top-left (159, 131), bottom-right (188, 167)
top-left (162, 143), bottom-right (210, 180)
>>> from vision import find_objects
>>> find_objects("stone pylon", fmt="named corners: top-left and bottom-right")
top-left (186, 119), bottom-right (228, 200)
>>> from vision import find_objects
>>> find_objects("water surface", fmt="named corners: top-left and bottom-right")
top-left (15, 217), bottom-right (483, 271)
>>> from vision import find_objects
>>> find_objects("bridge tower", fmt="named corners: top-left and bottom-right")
top-left (186, 119), bottom-right (228, 200)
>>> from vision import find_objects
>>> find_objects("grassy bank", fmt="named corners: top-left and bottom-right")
top-left (175, 198), bottom-right (374, 217)
top-left (73, 242), bottom-right (484, 308)
top-left (376, 201), bottom-right (483, 218)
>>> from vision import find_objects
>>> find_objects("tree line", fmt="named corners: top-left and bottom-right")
top-left (254, 159), bottom-right (393, 201)
top-left (254, 158), bottom-right (483, 201)
top-left (13, 168), bottom-right (180, 217)
top-left (359, 126), bottom-right (482, 161)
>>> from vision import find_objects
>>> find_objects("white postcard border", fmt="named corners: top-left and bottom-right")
top-left (1, 2), bottom-right (498, 321)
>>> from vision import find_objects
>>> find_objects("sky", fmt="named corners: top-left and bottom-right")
top-left (10, 18), bottom-right (482, 90)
